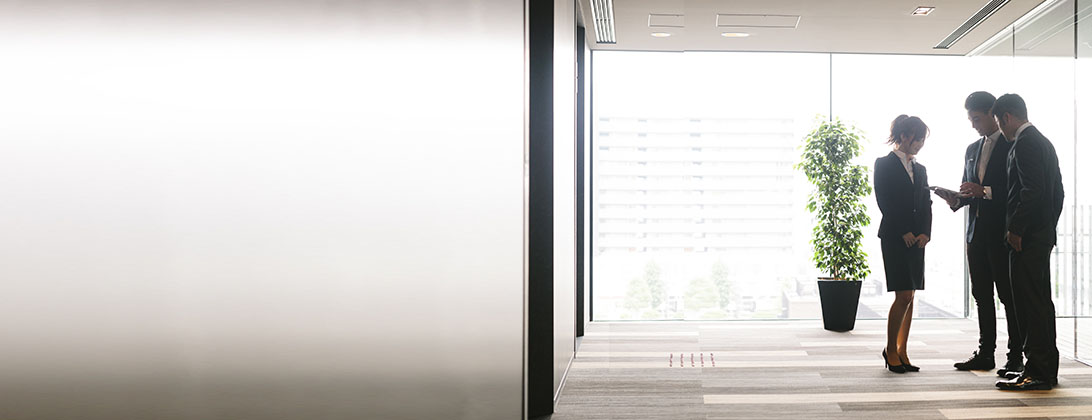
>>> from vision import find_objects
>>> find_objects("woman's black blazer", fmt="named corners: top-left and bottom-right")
top-left (874, 152), bottom-right (932, 239)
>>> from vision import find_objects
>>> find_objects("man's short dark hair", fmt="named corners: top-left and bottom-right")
top-left (964, 91), bottom-right (996, 114)
top-left (991, 93), bottom-right (1028, 120)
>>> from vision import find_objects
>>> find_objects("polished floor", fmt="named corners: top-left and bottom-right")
top-left (550, 319), bottom-right (1092, 419)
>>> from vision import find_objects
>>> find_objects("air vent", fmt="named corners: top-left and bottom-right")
top-left (934, 0), bottom-right (1011, 49)
top-left (591, 0), bottom-right (617, 44)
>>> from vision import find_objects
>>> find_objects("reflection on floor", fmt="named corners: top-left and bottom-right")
top-left (550, 319), bottom-right (1092, 419)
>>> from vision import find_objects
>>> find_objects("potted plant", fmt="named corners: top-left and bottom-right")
top-left (796, 117), bottom-right (872, 332)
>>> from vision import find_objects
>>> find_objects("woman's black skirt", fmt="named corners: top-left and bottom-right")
top-left (880, 236), bottom-right (925, 292)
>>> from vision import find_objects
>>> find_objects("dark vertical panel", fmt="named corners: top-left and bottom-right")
top-left (575, 25), bottom-right (586, 338)
top-left (527, 0), bottom-right (554, 417)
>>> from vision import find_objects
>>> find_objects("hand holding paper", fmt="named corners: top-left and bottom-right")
top-left (959, 182), bottom-right (985, 198)
top-left (929, 186), bottom-right (966, 208)
top-left (929, 186), bottom-right (966, 200)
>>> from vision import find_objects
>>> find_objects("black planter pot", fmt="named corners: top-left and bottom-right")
top-left (817, 279), bottom-right (862, 332)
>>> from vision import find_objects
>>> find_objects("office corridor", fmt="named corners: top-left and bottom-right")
top-left (552, 319), bottom-right (1092, 419)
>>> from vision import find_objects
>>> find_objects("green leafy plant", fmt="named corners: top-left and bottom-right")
top-left (796, 118), bottom-right (871, 281)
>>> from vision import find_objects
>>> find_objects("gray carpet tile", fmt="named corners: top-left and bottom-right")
top-left (549, 319), bottom-right (1092, 419)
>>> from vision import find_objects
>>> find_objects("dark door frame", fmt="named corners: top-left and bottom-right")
top-left (575, 25), bottom-right (586, 338)
top-left (527, 0), bottom-right (554, 417)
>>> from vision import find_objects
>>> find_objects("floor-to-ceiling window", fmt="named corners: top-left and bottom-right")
top-left (587, 1), bottom-right (1092, 374)
top-left (592, 3), bottom-right (1091, 328)
top-left (591, 52), bottom-right (830, 320)
top-left (830, 54), bottom-right (1011, 319)
top-left (591, 51), bottom-right (1011, 320)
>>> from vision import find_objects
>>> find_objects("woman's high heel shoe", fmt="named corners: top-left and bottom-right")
top-left (882, 349), bottom-right (907, 374)
top-left (899, 356), bottom-right (920, 372)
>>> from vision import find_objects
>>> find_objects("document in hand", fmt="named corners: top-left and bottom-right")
top-left (928, 186), bottom-right (966, 200)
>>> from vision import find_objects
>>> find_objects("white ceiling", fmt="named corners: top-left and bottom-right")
top-left (578, 0), bottom-right (1045, 55)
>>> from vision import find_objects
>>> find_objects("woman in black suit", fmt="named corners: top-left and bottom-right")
top-left (874, 115), bottom-right (932, 374)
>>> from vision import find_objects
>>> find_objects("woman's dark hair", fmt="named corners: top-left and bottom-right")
top-left (887, 114), bottom-right (929, 145)
top-left (964, 91), bottom-right (996, 114)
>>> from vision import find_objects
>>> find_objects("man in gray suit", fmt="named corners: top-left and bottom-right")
top-left (992, 93), bottom-right (1064, 391)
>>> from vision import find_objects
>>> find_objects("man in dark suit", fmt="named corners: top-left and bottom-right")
top-left (992, 93), bottom-right (1064, 391)
top-left (942, 92), bottom-right (1019, 376)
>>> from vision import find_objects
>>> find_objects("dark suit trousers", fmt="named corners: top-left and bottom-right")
top-left (968, 237), bottom-right (1020, 359)
top-left (1009, 244), bottom-right (1059, 380)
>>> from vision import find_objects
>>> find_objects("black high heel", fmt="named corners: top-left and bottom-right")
top-left (899, 356), bottom-right (920, 372)
top-left (883, 348), bottom-right (907, 374)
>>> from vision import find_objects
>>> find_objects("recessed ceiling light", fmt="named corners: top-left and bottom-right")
top-left (721, 32), bottom-right (751, 38)
top-left (650, 32), bottom-right (672, 37)
top-left (912, 6), bottom-right (935, 16)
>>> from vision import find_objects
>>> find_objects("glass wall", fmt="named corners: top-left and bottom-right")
top-left (1007, 0), bottom-right (1082, 361)
top-left (593, 0), bottom-right (1092, 333)
top-left (988, 0), bottom-right (1092, 365)
top-left (1077, 0), bottom-right (1092, 363)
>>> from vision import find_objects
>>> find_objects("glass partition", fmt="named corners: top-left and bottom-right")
top-left (1077, 0), bottom-right (1092, 363)
top-left (1014, 0), bottom-right (1078, 318)
top-left (1008, 0), bottom-right (1081, 357)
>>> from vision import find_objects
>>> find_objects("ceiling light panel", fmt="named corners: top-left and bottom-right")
top-left (648, 13), bottom-right (684, 28)
top-left (912, 7), bottom-right (935, 16)
top-left (715, 14), bottom-right (800, 29)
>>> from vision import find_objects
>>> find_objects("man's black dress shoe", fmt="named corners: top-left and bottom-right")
top-left (997, 359), bottom-right (1024, 377)
top-left (954, 351), bottom-right (995, 371)
top-left (996, 375), bottom-right (1053, 391)
top-left (1001, 371), bottom-right (1058, 385)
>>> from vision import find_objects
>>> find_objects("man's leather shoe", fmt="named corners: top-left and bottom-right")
top-left (954, 351), bottom-right (995, 371)
top-left (996, 375), bottom-right (1053, 391)
top-left (1000, 371), bottom-right (1059, 385)
top-left (997, 359), bottom-right (1024, 377)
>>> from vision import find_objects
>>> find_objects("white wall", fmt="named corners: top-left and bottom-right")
top-left (582, 28), bottom-right (594, 328)
top-left (0, 1), bottom-right (526, 419)
top-left (553, 0), bottom-right (579, 400)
